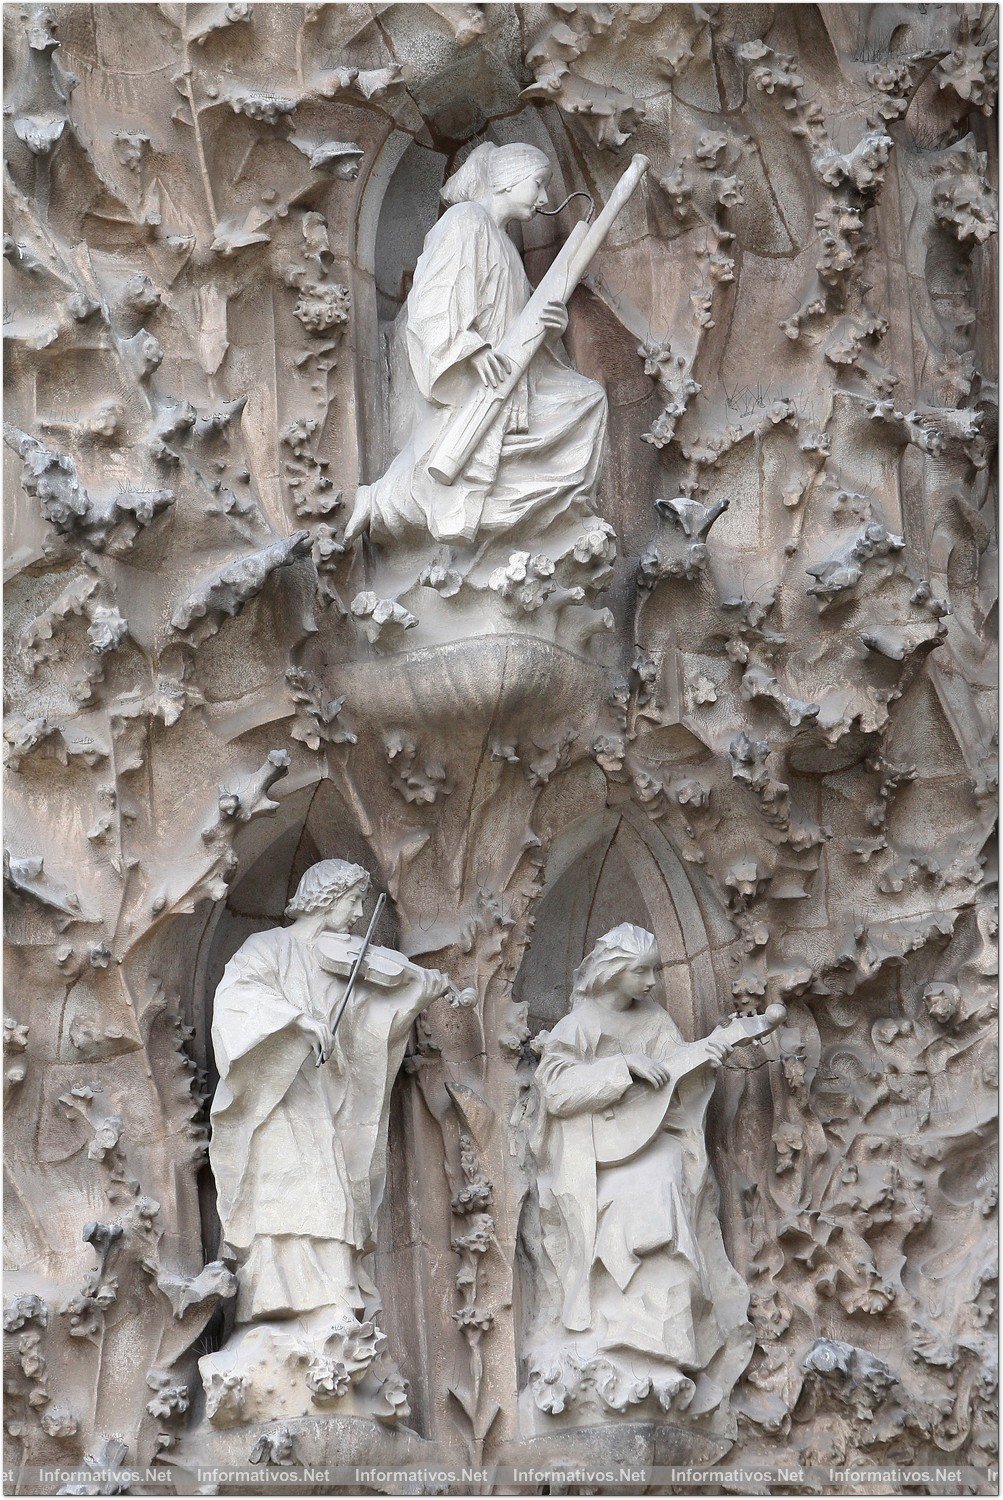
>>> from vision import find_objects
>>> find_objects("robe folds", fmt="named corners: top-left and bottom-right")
top-left (352, 200), bottom-right (608, 545)
top-left (209, 927), bottom-right (429, 1324)
top-left (533, 995), bottom-right (752, 1389)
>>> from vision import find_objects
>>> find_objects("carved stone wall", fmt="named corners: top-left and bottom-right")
top-left (4, 3), bottom-right (997, 1494)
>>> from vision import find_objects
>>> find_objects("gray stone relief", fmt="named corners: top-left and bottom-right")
top-left (3, 3), bottom-right (997, 1495)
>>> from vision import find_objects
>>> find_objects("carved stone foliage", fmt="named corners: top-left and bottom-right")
top-left (3, 4), bottom-right (997, 1495)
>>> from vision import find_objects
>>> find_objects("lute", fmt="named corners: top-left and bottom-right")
top-left (592, 1003), bottom-right (787, 1167)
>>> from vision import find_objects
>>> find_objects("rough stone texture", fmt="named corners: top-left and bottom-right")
top-left (3, 3), bottom-right (997, 1494)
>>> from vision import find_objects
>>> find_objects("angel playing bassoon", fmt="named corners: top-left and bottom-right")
top-left (347, 142), bottom-right (647, 549)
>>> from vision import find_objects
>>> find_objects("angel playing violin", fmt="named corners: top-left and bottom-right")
top-left (208, 859), bottom-right (450, 1336)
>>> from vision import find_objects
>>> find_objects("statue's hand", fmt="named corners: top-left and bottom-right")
top-left (470, 346), bottom-right (512, 389)
top-left (626, 1055), bottom-right (670, 1088)
top-left (702, 1036), bottom-right (729, 1069)
top-left (299, 1014), bottom-right (334, 1066)
top-left (420, 968), bottom-right (453, 1004)
top-left (540, 298), bottom-right (568, 335)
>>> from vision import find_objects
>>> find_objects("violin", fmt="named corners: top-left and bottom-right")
top-left (315, 902), bottom-right (476, 1039)
top-left (315, 931), bottom-right (413, 989)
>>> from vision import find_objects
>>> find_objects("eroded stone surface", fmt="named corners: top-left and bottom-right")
top-left (3, 3), bottom-right (997, 1493)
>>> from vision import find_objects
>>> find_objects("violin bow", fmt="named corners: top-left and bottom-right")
top-left (324, 891), bottom-right (387, 1062)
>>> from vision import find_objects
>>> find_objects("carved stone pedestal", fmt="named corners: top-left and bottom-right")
top-left (501, 1420), bottom-right (733, 1477)
top-left (169, 1414), bottom-right (441, 1496)
top-left (198, 1315), bottom-right (410, 1429)
top-left (4, 3), bottom-right (996, 1493)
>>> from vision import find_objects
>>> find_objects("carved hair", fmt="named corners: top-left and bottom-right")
top-left (285, 858), bottom-right (371, 918)
top-left (571, 922), bottom-right (658, 1003)
top-left (441, 141), bottom-right (552, 206)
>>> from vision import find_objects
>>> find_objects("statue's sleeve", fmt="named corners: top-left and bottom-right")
top-left (211, 937), bottom-right (305, 1098)
top-left (537, 1026), bottom-right (633, 1119)
top-left (406, 205), bottom-right (492, 405)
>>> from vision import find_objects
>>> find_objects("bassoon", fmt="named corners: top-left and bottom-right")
top-left (425, 152), bottom-right (650, 487)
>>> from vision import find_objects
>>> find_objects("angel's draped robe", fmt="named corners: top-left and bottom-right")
top-left (209, 927), bottom-right (428, 1324)
top-left (351, 200), bottom-right (608, 545)
top-left (533, 995), bottom-right (751, 1398)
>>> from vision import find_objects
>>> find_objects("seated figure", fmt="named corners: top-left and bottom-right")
top-left (347, 141), bottom-right (608, 550)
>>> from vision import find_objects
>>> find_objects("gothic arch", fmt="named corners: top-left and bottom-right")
top-left (157, 775), bottom-right (436, 1430)
top-left (515, 803), bottom-right (718, 1042)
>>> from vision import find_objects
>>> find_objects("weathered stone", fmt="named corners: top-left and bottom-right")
top-left (3, 4), bottom-right (996, 1495)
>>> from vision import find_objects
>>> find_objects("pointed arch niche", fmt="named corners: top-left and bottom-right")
top-left (514, 804), bottom-right (719, 1042)
top-left (180, 777), bottom-right (439, 1437)
top-left (512, 803), bottom-right (745, 1411)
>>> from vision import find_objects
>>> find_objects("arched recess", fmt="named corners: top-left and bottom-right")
top-left (170, 776), bottom-right (437, 1435)
top-left (515, 802), bottom-right (718, 1041)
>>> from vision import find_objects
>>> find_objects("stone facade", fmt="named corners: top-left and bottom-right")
top-left (3, 3), bottom-right (997, 1494)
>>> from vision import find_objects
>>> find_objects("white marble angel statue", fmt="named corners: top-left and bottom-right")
top-left (201, 858), bottom-right (451, 1426)
top-left (346, 140), bottom-right (608, 548)
top-left (526, 923), bottom-right (762, 1426)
